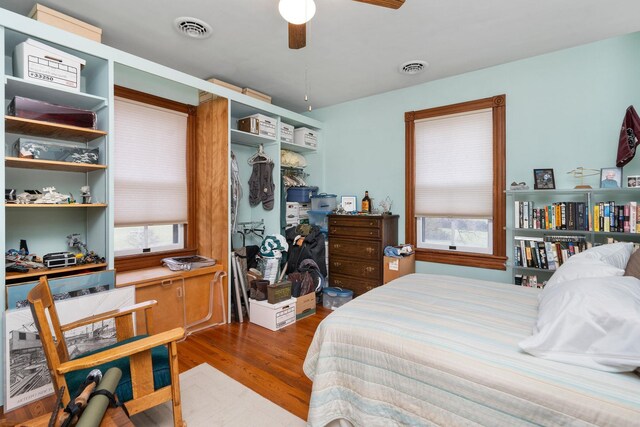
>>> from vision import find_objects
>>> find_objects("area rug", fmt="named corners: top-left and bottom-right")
top-left (130, 363), bottom-right (306, 426)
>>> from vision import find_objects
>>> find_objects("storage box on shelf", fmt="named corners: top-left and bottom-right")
top-left (281, 122), bottom-right (294, 144)
top-left (238, 113), bottom-right (276, 139)
top-left (29, 4), bottom-right (102, 42)
top-left (13, 38), bottom-right (86, 91)
top-left (294, 127), bottom-right (318, 149)
top-left (507, 188), bottom-right (640, 287)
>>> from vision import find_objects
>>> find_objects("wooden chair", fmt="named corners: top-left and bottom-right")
top-left (27, 276), bottom-right (185, 426)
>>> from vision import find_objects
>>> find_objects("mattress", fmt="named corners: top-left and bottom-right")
top-left (303, 273), bottom-right (640, 426)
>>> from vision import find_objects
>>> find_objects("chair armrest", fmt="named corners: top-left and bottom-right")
top-left (56, 327), bottom-right (184, 375)
top-left (60, 300), bottom-right (158, 332)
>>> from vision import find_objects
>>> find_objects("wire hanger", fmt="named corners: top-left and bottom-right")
top-left (248, 144), bottom-right (272, 165)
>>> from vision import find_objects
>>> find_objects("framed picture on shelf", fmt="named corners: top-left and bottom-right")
top-left (627, 175), bottom-right (640, 188)
top-left (600, 167), bottom-right (622, 188)
top-left (533, 168), bottom-right (555, 190)
top-left (341, 196), bottom-right (357, 212)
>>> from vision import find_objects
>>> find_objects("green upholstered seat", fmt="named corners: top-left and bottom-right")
top-left (64, 335), bottom-right (171, 403)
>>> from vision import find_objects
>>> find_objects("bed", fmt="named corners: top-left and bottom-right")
top-left (303, 273), bottom-right (640, 426)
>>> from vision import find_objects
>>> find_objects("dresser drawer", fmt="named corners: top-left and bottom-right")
top-left (329, 216), bottom-right (381, 229)
top-left (329, 225), bottom-right (381, 239)
top-left (329, 238), bottom-right (380, 260)
top-left (329, 258), bottom-right (380, 280)
top-left (329, 273), bottom-right (379, 296)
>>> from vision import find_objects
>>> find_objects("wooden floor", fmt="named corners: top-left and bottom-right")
top-left (0, 306), bottom-right (331, 425)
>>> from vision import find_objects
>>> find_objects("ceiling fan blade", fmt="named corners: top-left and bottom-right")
top-left (353, 0), bottom-right (405, 9)
top-left (289, 23), bottom-right (306, 49)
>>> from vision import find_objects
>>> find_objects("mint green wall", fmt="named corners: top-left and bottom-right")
top-left (309, 32), bottom-right (640, 283)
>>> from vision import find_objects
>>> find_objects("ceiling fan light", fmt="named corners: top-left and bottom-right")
top-left (279, 0), bottom-right (316, 25)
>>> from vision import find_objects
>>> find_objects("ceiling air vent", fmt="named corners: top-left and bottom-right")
top-left (399, 60), bottom-right (429, 75)
top-left (174, 17), bottom-right (212, 39)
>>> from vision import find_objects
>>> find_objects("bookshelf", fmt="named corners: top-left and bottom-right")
top-left (506, 188), bottom-right (640, 287)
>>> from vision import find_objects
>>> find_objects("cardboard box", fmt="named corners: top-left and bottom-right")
top-left (281, 122), bottom-right (294, 144)
top-left (249, 298), bottom-right (296, 331)
top-left (295, 292), bottom-right (316, 320)
top-left (383, 254), bottom-right (416, 284)
top-left (238, 113), bottom-right (276, 139)
top-left (199, 78), bottom-right (242, 103)
top-left (294, 127), bottom-right (318, 149)
top-left (242, 87), bottom-right (272, 104)
top-left (13, 38), bottom-right (86, 92)
top-left (29, 4), bottom-right (102, 42)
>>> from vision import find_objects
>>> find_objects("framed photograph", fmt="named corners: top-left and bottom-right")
top-left (627, 175), bottom-right (640, 188)
top-left (341, 196), bottom-right (357, 212)
top-left (533, 168), bottom-right (555, 190)
top-left (600, 167), bottom-right (622, 188)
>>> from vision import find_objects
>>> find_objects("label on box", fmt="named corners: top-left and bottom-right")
top-left (27, 55), bottom-right (79, 89)
top-left (276, 306), bottom-right (295, 328)
top-left (389, 259), bottom-right (399, 271)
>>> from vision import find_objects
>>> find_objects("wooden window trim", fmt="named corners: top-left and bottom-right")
top-left (405, 95), bottom-right (507, 270)
top-left (113, 86), bottom-right (197, 272)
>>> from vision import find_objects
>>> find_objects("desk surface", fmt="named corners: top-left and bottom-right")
top-left (116, 264), bottom-right (223, 287)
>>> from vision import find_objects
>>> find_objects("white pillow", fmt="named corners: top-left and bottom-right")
top-left (545, 257), bottom-right (624, 289)
top-left (519, 275), bottom-right (640, 372)
top-left (571, 241), bottom-right (633, 269)
top-left (544, 242), bottom-right (632, 289)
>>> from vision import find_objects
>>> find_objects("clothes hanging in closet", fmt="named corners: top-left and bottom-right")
top-left (230, 151), bottom-right (242, 232)
top-left (248, 161), bottom-right (275, 210)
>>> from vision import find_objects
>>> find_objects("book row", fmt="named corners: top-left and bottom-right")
top-left (514, 200), bottom-right (640, 233)
top-left (514, 274), bottom-right (545, 288)
top-left (513, 235), bottom-right (589, 270)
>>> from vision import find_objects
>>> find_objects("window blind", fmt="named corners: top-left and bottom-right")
top-left (414, 108), bottom-right (493, 218)
top-left (114, 97), bottom-right (188, 227)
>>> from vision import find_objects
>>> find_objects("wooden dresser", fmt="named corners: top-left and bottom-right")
top-left (328, 214), bottom-right (399, 296)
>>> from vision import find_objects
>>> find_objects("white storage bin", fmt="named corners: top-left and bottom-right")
top-left (281, 122), bottom-right (294, 144)
top-left (294, 127), bottom-right (318, 149)
top-left (238, 113), bottom-right (276, 139)
top-left (14, 38), bottom-right (85, 92)
top-left (249, 298), bottom-right (296, 331)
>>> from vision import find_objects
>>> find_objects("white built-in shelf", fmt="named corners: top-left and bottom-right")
top-left (5, 76), bottom-right (107, 111)
top-left (5, 203), bottom-right (107, 208)
top-left (281, 141), bottom-right (316, 153)
top-left (6, 263), bottom-right (108, 281)
top-left (5, 157), bottom-right (106, 172)
top-left (5, 116), bottom-right (107, 142)
top-left (230, 129), bottom-right (276, 147)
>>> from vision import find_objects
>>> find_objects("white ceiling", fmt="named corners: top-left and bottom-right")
top-left (2, 0), bottom-right (640, 113)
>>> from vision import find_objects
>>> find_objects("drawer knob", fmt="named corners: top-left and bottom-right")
top-left (369, 231), bottom-right (373, 235)
top-left (333, 261), bottom-right (342, 267)
top-left (334, 243), bottom-right (342, 249)
top-left (365, 266), bottom-right (374, 273)
top-left (334, 279), bottom-right (343, 285)
top-left (365, 247), bottom-right (374, 254)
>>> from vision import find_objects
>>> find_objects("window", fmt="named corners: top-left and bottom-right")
top-left (405, 95), bottom-right (506, 270)
top-left (113, 87), bottom-right (195, 262)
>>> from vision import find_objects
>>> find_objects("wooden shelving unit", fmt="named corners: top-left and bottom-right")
top-left (5, 157), bottom-right (107, 172)
top-left (5, 203), bottom-right (107, 208)
top-left (5, 116), bottom-right (107, 142)
top-left (5, 263), bottom-right (108, 282)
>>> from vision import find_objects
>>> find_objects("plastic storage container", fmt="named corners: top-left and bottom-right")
top-left (310, 193), bottom-right (337, 211)
top-left (286, 186), bottom-right (318, 203)
top-left (308, 210), bottom-right (331, 231)
top-left (322, 287), bottom-right (353, 310)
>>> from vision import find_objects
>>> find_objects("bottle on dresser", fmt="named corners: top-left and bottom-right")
top-left (362, 191), bottom-right (372, 213)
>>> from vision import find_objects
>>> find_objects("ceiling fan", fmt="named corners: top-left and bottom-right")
top-left (279, 0), bottom-right (405, 49)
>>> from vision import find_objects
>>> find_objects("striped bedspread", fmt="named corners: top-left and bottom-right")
top-left (303, 274), bottom-right (640, 426)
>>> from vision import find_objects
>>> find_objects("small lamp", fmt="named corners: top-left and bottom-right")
top-left (279, 0), bottom-right (316, 24)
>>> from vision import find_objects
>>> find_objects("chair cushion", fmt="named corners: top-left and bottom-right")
top-left (65, 335), bottom-right (171, 403)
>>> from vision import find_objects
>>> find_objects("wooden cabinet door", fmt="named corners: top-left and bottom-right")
top-left (135, 278), bottom-right (185, 334)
